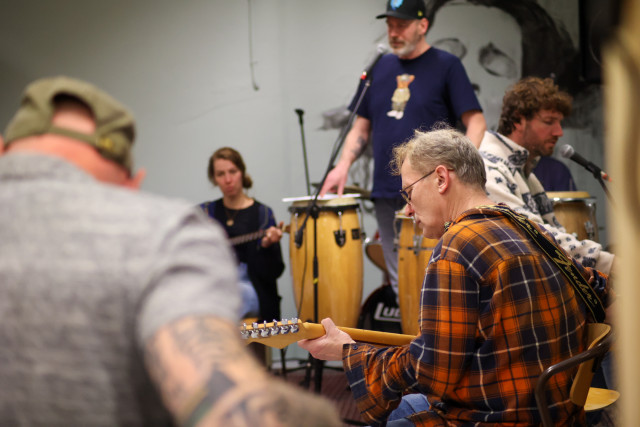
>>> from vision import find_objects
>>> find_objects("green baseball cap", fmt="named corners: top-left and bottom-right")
top-left (4, 76), bottom-right (136, 173)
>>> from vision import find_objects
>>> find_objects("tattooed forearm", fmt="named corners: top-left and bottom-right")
top-left (145, 333), bottom-right (190, 404)
top-left (145, 315), bottom-right (342, 427)
top-left (349, 135), bottom-right (368, 159)
top-left (185, 372), bottom-right (341, 427)
top-left (145, 317), bottom-right (253, 414)
top-left (169, 317), bottom-right (247, 370)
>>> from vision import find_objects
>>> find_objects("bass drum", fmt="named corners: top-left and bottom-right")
top-left (395, 213), bottom-right (438, 336)
top-left (288, 197), bottom-right (363, 328)
top-left (357, 284), bottom-right (403, 334)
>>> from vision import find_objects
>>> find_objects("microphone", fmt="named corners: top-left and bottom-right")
top-left (361, 44), bottom-right (389, 81)
top-left (560, 144), bottom-right (611, 182)
top-left (295, 108), bottom-right (304, 125)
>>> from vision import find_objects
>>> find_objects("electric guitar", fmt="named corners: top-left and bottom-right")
top-left (240, 318), bottom-right (415, 349)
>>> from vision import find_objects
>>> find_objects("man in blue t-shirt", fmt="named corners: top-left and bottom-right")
top-left (320, 0), bottom-right (485, 296)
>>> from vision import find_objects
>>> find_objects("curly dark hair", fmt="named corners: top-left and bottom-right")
top-left (207, 147), bottom-right (253, 189)
top-left (497, 77), bottom-right (572, 135)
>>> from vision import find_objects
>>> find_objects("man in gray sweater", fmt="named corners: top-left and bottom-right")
top-left (0, 76), bottom-right (339, 427)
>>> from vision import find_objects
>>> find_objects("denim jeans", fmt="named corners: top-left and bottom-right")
top-left (383, 394), bottom-right (429, 426)
top-left (238, 262), bottom-right (259, 318)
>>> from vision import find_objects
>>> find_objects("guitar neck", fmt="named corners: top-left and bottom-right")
top-left (333, 324), bottom-right (414, 347)
top-left (228, 229), bottom-right (266, 246)
top-left (241, 320), bottom-right (415, 349)
top-left (228, 224), bottom-right (288, 246)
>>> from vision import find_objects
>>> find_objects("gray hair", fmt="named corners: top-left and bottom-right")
top-left (390, 127), bottom-right (486, 190)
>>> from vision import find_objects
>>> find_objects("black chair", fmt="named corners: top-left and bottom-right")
top-left (535, 323), bottom-right (619, 427)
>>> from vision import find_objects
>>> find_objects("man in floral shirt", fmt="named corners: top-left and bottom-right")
top-left (479, 76), bottom-right (614, 275)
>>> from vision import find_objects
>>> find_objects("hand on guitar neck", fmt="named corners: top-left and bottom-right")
top-left (229, 222), bottom-right (288, 248)
top-left (241, 317), bottom-right (415, 362)
top-left (298, 318), bottom-right (355, 361)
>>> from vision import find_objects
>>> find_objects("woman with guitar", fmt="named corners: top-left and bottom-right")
top-left (199, 147), bottom-right (285, 322)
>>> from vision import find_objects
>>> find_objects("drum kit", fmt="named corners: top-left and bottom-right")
top-left (282, 189), bottom-right (601, 336)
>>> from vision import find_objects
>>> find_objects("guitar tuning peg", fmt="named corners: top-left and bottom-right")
top-left (270, 319), bottom-right (280, 336)
top-left (240, 323), bottom-right (249, 339)
top-left (290, 320), bottom-right (299, 334)
top-left (260, 320), bottom-right (269, 337)
top-left (280, 318), bottom-right (290, 335)
top-left (250, 322), bottom-right (260, 339)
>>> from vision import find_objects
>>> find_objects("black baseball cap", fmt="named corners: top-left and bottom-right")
top-left (376, 0), bottom-right (427, 20)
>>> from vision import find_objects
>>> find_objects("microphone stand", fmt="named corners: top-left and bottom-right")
top-left (295, 109), bottom-right (312, 196)
top-left (596, 175), bottom-right (614, 205)
top-left (580, 160), bottom-right (615, 205)
top-left (297, 73), bottom-right (375, 394)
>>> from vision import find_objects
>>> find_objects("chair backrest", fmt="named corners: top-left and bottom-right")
top-left (535, 323), bottom-right (612, 427)
top-left (570, 323), bottom-right (611, 406)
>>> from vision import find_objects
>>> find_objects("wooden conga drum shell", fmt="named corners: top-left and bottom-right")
top-left (395, 214), bottom-right (438, 336)
top-left (546, 191), bottom-right (599, 242)
top-left (365, 237), bottom-right (388, 274)
top-left (289, 197), bottom-right (363, 328)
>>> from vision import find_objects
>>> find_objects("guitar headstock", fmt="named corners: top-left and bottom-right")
top-left (241, 318), bottom-right (310, 349)
top-left (241, 318), bottom-right (415, 349)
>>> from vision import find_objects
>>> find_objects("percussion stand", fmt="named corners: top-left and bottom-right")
top-left (298, 203), bottom-right (323, 392)
top-left (295, 63), bottom-right (378, 394)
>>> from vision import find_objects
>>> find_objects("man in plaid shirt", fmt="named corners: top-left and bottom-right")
top-left (300, 128), bottom-right (610, 426)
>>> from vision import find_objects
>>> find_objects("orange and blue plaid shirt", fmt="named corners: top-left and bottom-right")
top-left (344, 206), bottom-right (609, 426)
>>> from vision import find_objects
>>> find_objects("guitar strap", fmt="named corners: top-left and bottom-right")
top-left (488, 205), bottom-right (606, 323)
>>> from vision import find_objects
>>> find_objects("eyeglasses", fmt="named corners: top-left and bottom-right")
top-left (399, 169), bottom-right (436, 205)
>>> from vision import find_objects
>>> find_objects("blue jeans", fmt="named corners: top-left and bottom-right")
top-left (238, 263), bottom-right (259, 318)
top-left (384, 394), bottom-right (429, 426)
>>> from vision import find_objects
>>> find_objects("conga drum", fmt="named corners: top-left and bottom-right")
top-left (288, 196), bottom-right (363, 328)
top-left (364, 232), bottom-right (388, 275)
top-left (546, 191), bottom-right (599, 242)
top-left (395, 213), bottom-right (438, 335)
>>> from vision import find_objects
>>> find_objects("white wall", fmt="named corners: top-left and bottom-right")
top-left (0, 0), bottom-right (609, 363)
top-left (0, 0), bottom-right (387, 362)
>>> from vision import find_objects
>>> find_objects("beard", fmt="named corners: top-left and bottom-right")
top-left (391, 39), bottom-right (418, 58)
top-left (522, 125), bottom-right (557, 158)
top-left (389, 32), bottom-right (423, 59)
